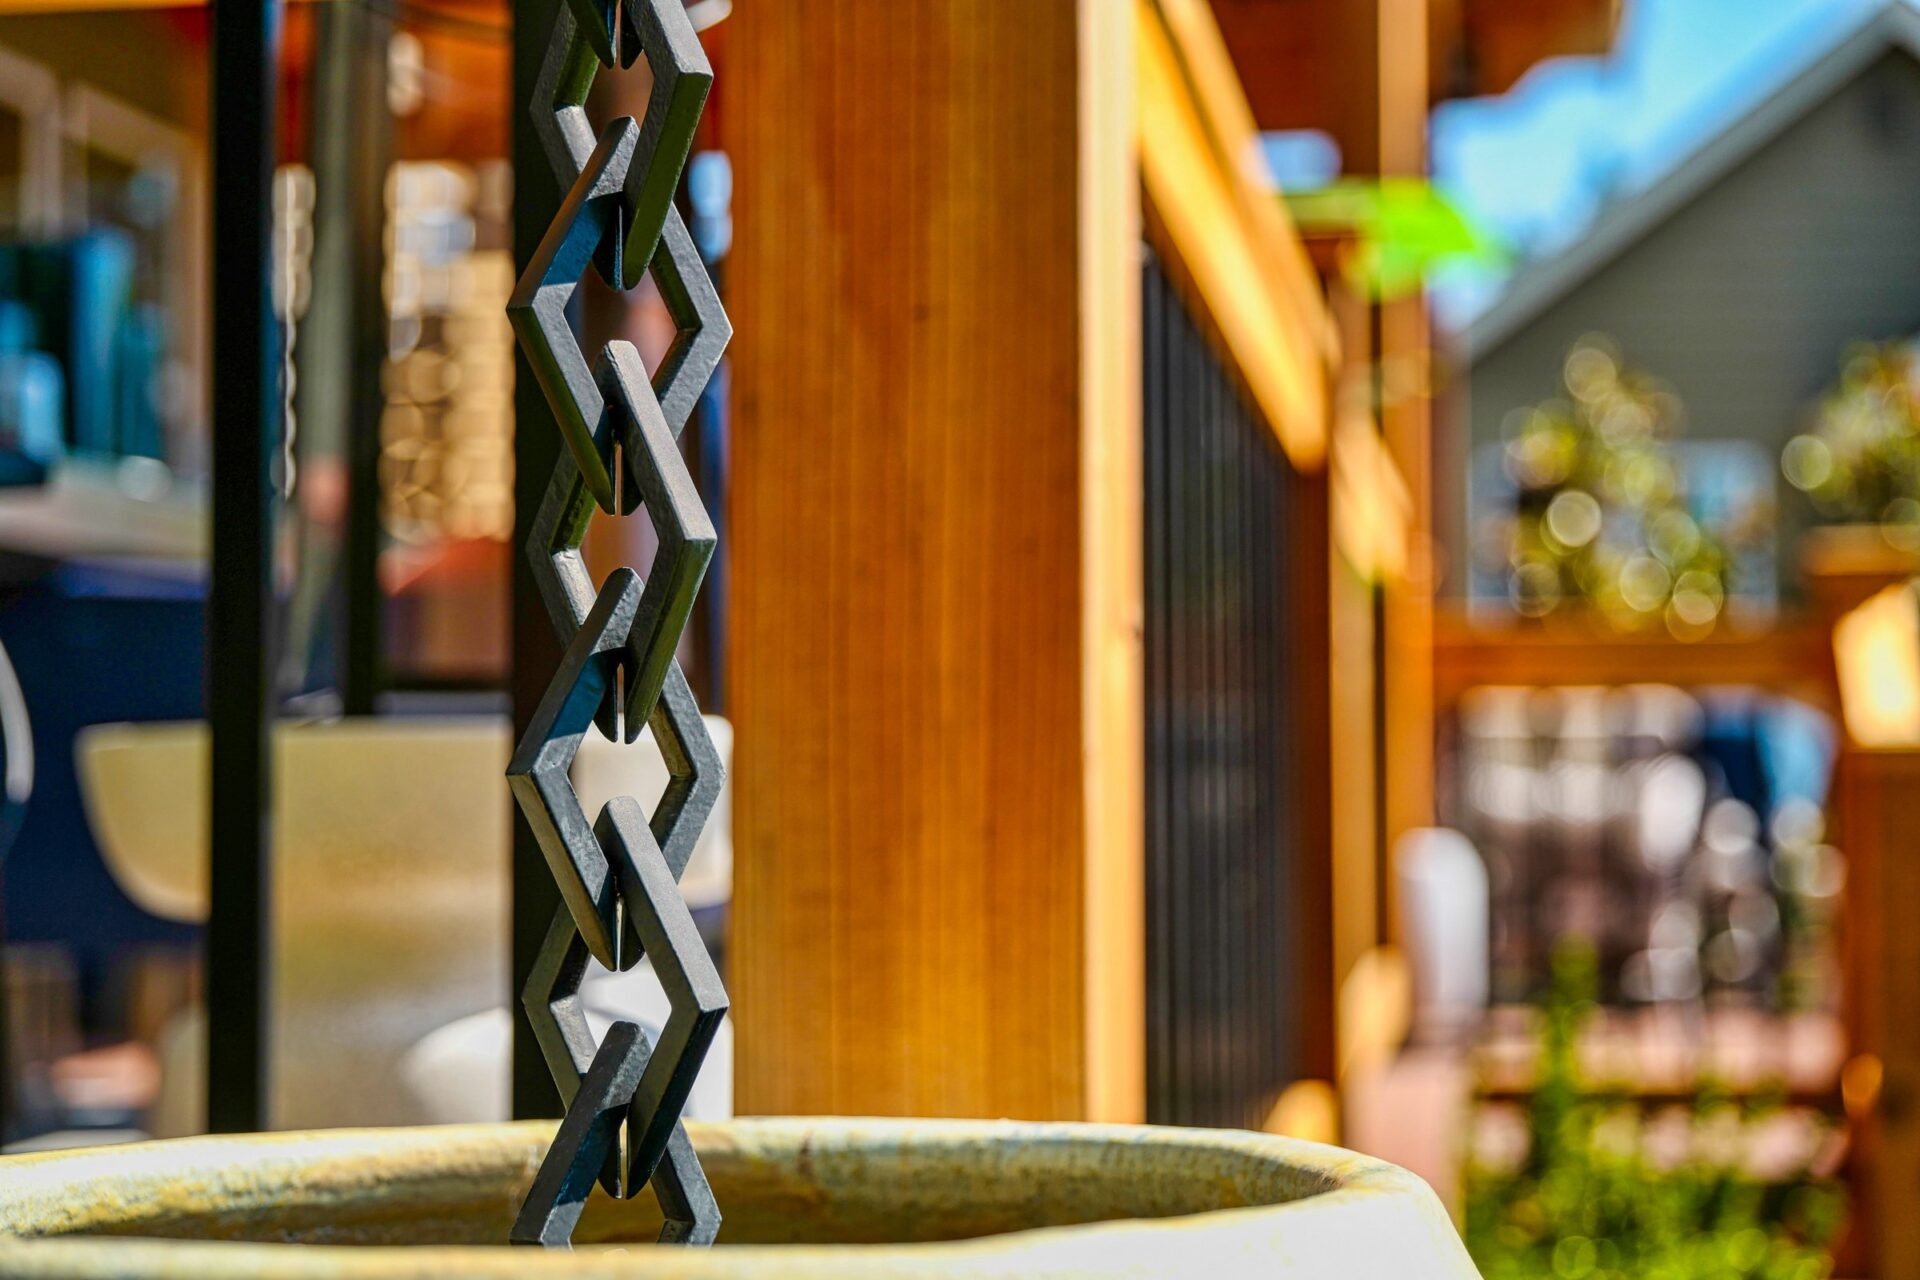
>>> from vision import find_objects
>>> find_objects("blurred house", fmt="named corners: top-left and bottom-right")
top-left (1460, 3), bottom-right (1920, 584)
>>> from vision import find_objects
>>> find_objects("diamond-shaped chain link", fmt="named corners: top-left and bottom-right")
top-left (507, 0), bottom-right (727, 1249)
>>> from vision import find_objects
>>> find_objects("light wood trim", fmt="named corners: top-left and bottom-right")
top-left (1136, 0), bottom-right (1333, 469)
top-left (1079, 0), bottom-right (1146, 1125)
top-left (1330, 414), bottom-right (1411, 583)
top-left (1152, 0), bottom-right (1332, 368)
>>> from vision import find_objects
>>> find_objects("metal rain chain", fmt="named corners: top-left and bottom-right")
top-left (506, 0), bottom-right (730, 1248)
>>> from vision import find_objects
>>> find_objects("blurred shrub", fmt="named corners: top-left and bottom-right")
top-left (1463, 946), bottom-right (1844, 1280)
top-left (1783, 342), bottom-right (1920, 543)
top-left (1485, 337), bottom-right (1766, 636)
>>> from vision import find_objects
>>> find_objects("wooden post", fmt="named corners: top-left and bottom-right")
top-left (1835, 746), bottom-right (1920, 1280)
top-left (1326, 0), bottom-right (1435, 952)
top-left (724, 1), bottom-right (1143, 1121)
top-left (1323, 272), bottom-right (1382, 1003)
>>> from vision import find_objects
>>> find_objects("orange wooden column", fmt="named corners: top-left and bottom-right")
top-left (723, 2), bottom-right (1143, 1121)
top-left (1326, 0), bottom-right (1436, 950)
top-left (1835, 746), bottom-right (1920, 1280)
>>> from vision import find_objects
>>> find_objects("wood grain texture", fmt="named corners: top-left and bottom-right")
top-left (724, 0), bottom-right (1136, 1121)
top-left (1834, 747), bottom-right (1920, 1280)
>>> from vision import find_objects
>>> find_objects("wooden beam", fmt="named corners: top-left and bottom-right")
top-left (1136, 0), bottom-right (1332, 469)
top-left (1208, 0), bottom-right (1618, 131)
top-left (726, 0), bottom-right (1142, 1122)
top-left (1324, 280), bottom-right (1382, 1000)
top-left (1379, 292), bottom-right (1436, 877)
top-left (1315, 0), bottom-right (1436, 945)
top-left (1432, 610), bottom-right (1839, 713)
top-left (1453, 0), bottom-right (1621, 99)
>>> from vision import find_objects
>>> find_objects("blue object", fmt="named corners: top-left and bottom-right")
top-left (113, 305), bottom-right (166, 460)
top-left (0, 351), bottom-right (65, 486)
top-left (18, 229), bottom-right (135, 456)
top-left (0, 300), bottom-right (38, 356)
top-left (1757, 697), bottom-right (1836, 812)
top-left (0, 575), bottom-right (203, 998)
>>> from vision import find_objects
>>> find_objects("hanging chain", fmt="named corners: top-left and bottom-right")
top-left (505, 0), bottom-right (730, 1248)
top-left (271, 164), bottom-right (312, 498)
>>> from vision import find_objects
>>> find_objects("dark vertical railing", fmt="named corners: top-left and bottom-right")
top-left (1142, 247), bottom-right (1306, 1131)
top-left (509, 0), bottom-right (566, 1121)
top-left (341, 6), bottom-right (392, 717)
top-left (207, 0), bottom-right (282, 1132)
top-left (298, 0), bottom-right (389, 714)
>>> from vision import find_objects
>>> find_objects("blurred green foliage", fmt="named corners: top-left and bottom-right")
top-left (1483, 336), bottom-right (1767, 635)
top-left (1463, 946), bottom-right (1845, 1280)
top-left (1783, 342), bottom-right (1920, 545)
top-left (1283, 178), bottom-right (1504, 300)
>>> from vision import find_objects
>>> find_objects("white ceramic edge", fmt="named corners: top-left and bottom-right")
top-left (0, 1117), bottom-right (1481, 1278)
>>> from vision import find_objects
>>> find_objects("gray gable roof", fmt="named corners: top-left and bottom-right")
top-left (1466, 1), bottom-right (1920, 362)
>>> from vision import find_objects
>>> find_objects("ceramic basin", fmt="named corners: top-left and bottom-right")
top-left (0, 1117), bottom-right (1480, 1277)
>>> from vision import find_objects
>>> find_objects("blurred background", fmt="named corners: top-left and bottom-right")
top-left (7, 0), bottom-right (1920, 1275)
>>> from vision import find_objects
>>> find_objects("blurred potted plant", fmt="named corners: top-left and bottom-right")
top-left (1783, 342), bottom-right (1920, 537)
top-left (1481, 337), bottom-right (1765, 637)
top-left (1782, 341), bottom-right (1920, 618)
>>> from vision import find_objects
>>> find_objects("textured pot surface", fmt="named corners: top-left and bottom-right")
top-left (0, 1117), bottom-right (1480, 1277)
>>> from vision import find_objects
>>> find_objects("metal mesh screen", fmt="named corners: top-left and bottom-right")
top-left (1142, 246), bottom-right (1307, 1130)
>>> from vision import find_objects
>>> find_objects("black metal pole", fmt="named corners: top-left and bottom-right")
top-left (341, 3), bottom-right (391, 717)
top-left (511, 0), bottom-right (565, 1120)
top-left (207, 0), bottom-right (281, 1134)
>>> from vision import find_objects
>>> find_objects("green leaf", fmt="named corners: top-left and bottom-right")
top-left (1283, 178), bottom-right (1506, 300)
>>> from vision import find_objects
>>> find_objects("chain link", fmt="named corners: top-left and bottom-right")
top-left (505, 0), bottom-right (728, 1248)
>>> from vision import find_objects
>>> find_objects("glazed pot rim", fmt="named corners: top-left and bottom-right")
top-left (0, 1117), bottom-right (1480, 1278)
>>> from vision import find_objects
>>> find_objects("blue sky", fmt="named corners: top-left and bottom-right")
top-left (1428, 0), bottom-right (1886, 328)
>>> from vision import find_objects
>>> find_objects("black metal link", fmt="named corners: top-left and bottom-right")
top-left (508, 119), bottom-right (637, 513)
top-left (508, 0), bottom-right (728, 1247)
top-left (615, 0), bottom-right (709, 287)
top-left (509, 1019), bottom-right (646, 1245)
